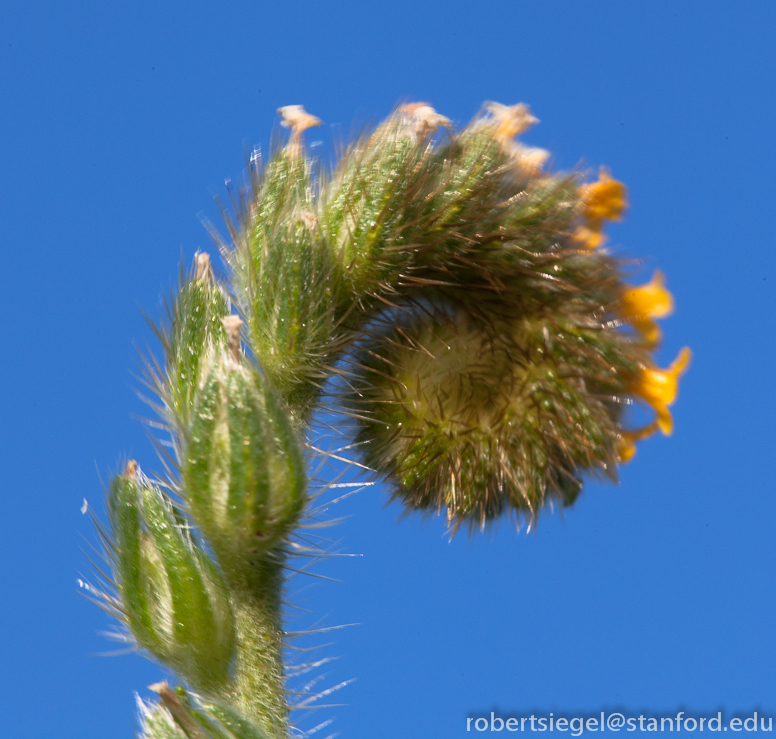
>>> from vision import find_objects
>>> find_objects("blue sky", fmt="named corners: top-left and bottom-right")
top-left (1, 1), bottom-right (774, 737)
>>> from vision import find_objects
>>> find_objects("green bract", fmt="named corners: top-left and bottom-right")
top-left (147, 253), bottom-right (230, 437)
top-left (108, 468), bottom-right (235, 696)
top-left (140, 685), bottom-right (271, 739)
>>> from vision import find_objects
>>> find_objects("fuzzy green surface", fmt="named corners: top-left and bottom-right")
top-left (140, 691), bottom-right (271, 739)
top-left (149, 262), bottom-right (230, 438)
top-left (227, 557), bottom-right (287, 739)
top-left (107, 474), bottom-right (235, 696)
top-left (227, 153), bottom-right (352, 412)
top-left (183, 355), bottom-right (306, 577)
top-left (104, 104), bottom-right (672, 739)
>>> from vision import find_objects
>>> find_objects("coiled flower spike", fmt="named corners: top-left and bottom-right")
top-left (93, 99), bottom-right (692, 738)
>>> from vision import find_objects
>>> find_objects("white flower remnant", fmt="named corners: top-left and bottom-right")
top-left (277, 105), bottom-right (322, 156)
top-left (484, 101), bottom-right (549, 173)
top-left (402, 102), bottom-right (451, 140)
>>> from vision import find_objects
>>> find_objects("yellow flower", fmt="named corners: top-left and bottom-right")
top-left (616, 421), bottom-right (658, 463)
top-left (619, 271), bottom-right (674, 347)
top-left (579, 166), bottom-right (628, 224)
top-left (629, 317), bottom-right (662, 348)
top-left (638, 347), bottom-right (691, 406)
top-left (620, 270), bottom-right (674, 320)
top-left (572, 225), bottom-right (607, 251)
top-left (630, 347), bottom-right (692, 436)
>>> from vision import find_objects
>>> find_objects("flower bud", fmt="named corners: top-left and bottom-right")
top-left (620, 270), bottom-right (674, 320)
top-left (164, 253), bottom-right (230, 426)
top-left (108, 463), bottom-right (235, 695)
top-left (183, 353), bottom-right (306, 574)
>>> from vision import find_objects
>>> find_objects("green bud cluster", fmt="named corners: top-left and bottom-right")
top-left (103, 252), bottom-right (308, 736)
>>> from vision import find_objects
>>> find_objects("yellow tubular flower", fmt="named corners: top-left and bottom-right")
top-left (617, 421), bottom-right (659, 463)
top-left (620, 270), bottom-right (674, 320)
top-left (630, 317), bottom-right (663, 348)
top-left (580, 166), bottom-right (628, 223)
top-left (630, 347), bottom-right (692, 436)
top-left (572, 225), bottom-right (607, 251)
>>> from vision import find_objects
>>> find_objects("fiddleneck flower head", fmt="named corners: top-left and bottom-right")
top-left (579, 166), bottom-right (628, 224)
top-left (630, 346), bottom-right (692, 435)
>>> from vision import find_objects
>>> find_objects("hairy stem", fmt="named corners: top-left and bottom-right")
top-left (229, 555), bottom-right (287, 738)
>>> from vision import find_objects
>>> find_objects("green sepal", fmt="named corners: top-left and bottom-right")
top-left (158, 254), bottom-right (230, 430)
top-left (108, 473), bottom-right (157, 649)
top-left (197, 699), bottom-right (269, 739)
top-left (323, 114), bottom-right (425, 290)
top-left (183, 354), bottom-right (306, 576)
top-left (228, 151), bottom-right (350, 412)
top-left (140, 691), bottom-right (269, 739)
top-left (108, 470), bottom-right (235, 695)
top-left (140, 702), bottom-right (189, 739)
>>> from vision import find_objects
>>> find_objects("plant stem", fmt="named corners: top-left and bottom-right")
top-left (229, 554), bottom-right (288, 738)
